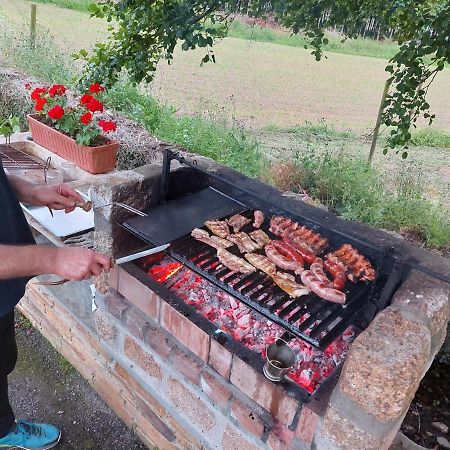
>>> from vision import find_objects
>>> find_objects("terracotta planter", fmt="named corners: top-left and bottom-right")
top-left (27, 114), bottom-right (118, 174)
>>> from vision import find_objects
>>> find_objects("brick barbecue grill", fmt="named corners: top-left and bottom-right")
top-left (82, 149), bottom-right (450, 450)
top-left (116, 150), bottom-right (410, 394)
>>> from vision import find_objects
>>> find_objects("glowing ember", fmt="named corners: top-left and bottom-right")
top-left (145, 257), bottom-right (356, 393)
top-left (148, 262), bottom-right (183, 283)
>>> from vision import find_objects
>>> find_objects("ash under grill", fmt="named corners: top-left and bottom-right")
top-left (0, 144), bottom-right (44, 170)
top-left (167, 209), bottom-right (387, 349)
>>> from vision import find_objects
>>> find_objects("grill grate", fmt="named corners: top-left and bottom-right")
top-left (166, 210), bottom-right (388, 349)
top-left (0, 144), bottom-right (44, 171)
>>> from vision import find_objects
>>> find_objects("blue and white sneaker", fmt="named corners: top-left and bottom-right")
top-left (0, 419), bottom-right (61, 449)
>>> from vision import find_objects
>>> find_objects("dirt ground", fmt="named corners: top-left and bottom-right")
top-left (10, 314), bottom-right (147, 450)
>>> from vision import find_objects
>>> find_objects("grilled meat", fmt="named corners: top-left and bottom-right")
top-left (310, 260), bottom-right (333, 286)
top-left (282, 236), bottom-right (317, 265)
top-left (271, 271), bottom-right (309, 298)
top-left (323, 259), bottom-right (347, 290)
top-left (249, 229), bottom-right (271, 247)
top-left (326, 244), bottom-right (375, 282)
top-left (244, 253), bottom-right (277, 276)
top-left (270, 215), bottom-right (328, 254)
top-left (300, 270), bottom-right (346, 304)
top-left (265, 241), bottom-right (303, 274)
top-left (253, 210), bottom-right (265, 228)
top-left (226, 214), bottom-right (252, 233)
top-left (269, 216), bottom-right (297, 237)
top-left (191, 228), bottom-right (233, 250)
top-left (217, 248), bottom-right (256, 274)
top-left (205, 220), bottom-right (230, 239)
top-left (227, 232), bottom-right (261, 253)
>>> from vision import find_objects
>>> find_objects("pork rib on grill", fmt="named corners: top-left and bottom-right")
top-left (227, 232), bottom-right (261, 253)
top-left (205, 220), bottom-right (230, 239)
top-left (249, 229), bottom-right (270, 247)
top-left (226, 214), bottom-right (252, 233)
top-left (191, 228), bottom-right (233, 250)
top-left (253, 210), bottom-right (265, 228)
top-left (244, 253), bottom-right (277, 277)
top-left (326, 244), bottom-right (375, 282)
top-left (271, 272), bottom-right (310, 298)
top-left (217, 248), bottom-right (256, 274)
top-left (270, 216), bottom-right (328, 254)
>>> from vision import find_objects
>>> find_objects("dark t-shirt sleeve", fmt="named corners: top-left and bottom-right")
top-left (0, 157), bottom-right (36, 317)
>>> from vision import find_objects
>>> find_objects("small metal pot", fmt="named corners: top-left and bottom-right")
top-left (263, 338), bottom-right (296, 382)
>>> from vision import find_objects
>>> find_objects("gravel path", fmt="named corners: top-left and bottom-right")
top-left (9, 314), bottom-right (147, 450)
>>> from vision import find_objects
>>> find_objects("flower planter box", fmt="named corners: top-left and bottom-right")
top-left (27, 114), bottom-right (118, 174)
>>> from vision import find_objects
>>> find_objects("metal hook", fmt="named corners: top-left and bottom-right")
top-left (43, 156), bottom-right (51, 183)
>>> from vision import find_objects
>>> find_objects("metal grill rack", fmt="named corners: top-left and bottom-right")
top-left (166, 210), bottom-right (388, 349)
top-left (0, 144), bottom-right (44, 171)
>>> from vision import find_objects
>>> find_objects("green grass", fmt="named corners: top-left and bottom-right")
top-left (24, 0), bottom-right (91, 12)
top-left (105, 83), bottom-right (262, 176)
top-left (272, 151), bottom-right (450, 248)
top-left (266, 120), bottom-right (356, 141)
top-left (228, 20), bottom-right (399, 60)
top-left (410, 129), bottom-right (450, 149)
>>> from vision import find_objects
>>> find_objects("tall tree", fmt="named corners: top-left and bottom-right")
top-left (78, 0), bottom-right (450, 150)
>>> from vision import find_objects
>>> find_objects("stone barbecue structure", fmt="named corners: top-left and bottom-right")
top-left (20, 147), bottom-right (450, 450)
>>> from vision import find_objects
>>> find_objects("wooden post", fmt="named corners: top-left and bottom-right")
top-left (30, 4), bottom-right (37, 50)
top-left (368, 78), bottom-right (391, 165)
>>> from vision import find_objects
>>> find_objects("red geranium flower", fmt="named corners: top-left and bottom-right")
top-left (48, 105), bottom-right (65, 120)
top-left (89, 83), bottom-right (105, 94)
top-left (48, 84), bottom-right (66, 98)
top-left (31, 87), bottom-right (46, 100)
top-left (86, 98), bottom-right (104, 113)
top-left (80, 112), bottom-right (93, 125)
top-left (80, 94), bottom-right (93, 105)
top-left (34, 97), bottom-right (47, 112)
top-left (98, 119), bottom-right (117, 132)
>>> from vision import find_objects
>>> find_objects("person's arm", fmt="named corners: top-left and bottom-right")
top-left (6, 174), bottom-right (84, 213)
top-left (0, 245), bottom-right (111, 281)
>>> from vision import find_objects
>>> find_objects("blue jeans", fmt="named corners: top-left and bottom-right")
top-left (0, 310), bottom-right (16, 437)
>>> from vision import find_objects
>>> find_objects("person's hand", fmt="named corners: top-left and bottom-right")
top-left (52, 247), bottom-right (112, 281)
top-left (31, 183), bottom-right (84, 213)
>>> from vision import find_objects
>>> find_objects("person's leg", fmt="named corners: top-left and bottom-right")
top-left (0, 310), bottom-right (17, 438)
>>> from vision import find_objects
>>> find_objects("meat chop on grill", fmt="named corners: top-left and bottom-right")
top-left (227, 232), bottom-right (261, 253)
top-left (271, 272), bottom-right (309, 298)
top-left (326, 244), bottom-right (375, 282)
top-left (191, 228), bottom-right (233, 250)
top-left (226, 214), bottom-right (252, 233)
top-left (253, 210), bottom-right (264, 228)
top-left (244, 253), bottom-right (277, 277)
top-left (205, 220), bottom-right (230, 239)
top-left (217, 248), bottom-right (256, 274)
top-left (249, 229), bottom-right (270, 247)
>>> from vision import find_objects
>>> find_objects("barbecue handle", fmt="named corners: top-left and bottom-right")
top-left (114, 244), bottom-right (170, 265)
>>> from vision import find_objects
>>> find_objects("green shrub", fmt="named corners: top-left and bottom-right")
top-left (410, 129), bottom-right (450, 148)
top-left (279, 151), bottom-right (450, 248)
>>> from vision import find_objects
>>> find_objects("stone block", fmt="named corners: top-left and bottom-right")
top-left (170, 347), bottom-right (203, 385)
top-left (167, 378), bottom-right (216, 433)
top-left (123, 335), bottom-right (163, 381)
top-left (200, 371), bottom-right (232, 410)
top-left (221, 424), bottom-right (261, 450)
top-left (117, 268), bottom-right (160, 322)
top-left (339, 307), bottom-right (430, 422)
top-left (320, 405), bottom-right (398, 450)
top-left (230, 397), bottom-right (267, 438)
top-left (104, 292), bottom-right (130, 321)
top-left (144, 326), bottom-right (174, 359)
top-left (209, 339), bottom-right (232, 380)
top-left (296, 406), bottom-right (320, 445)
top-left (393, 270), bottom-right (450, 335)
top-left (125, 306), bottom-right (151, 340)
top-left (94, 308), bottom-right (117, 342)
top-left (230, 356), bottom-right (299, 426)
top-left (160, 301), bottom-right (210, 362)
